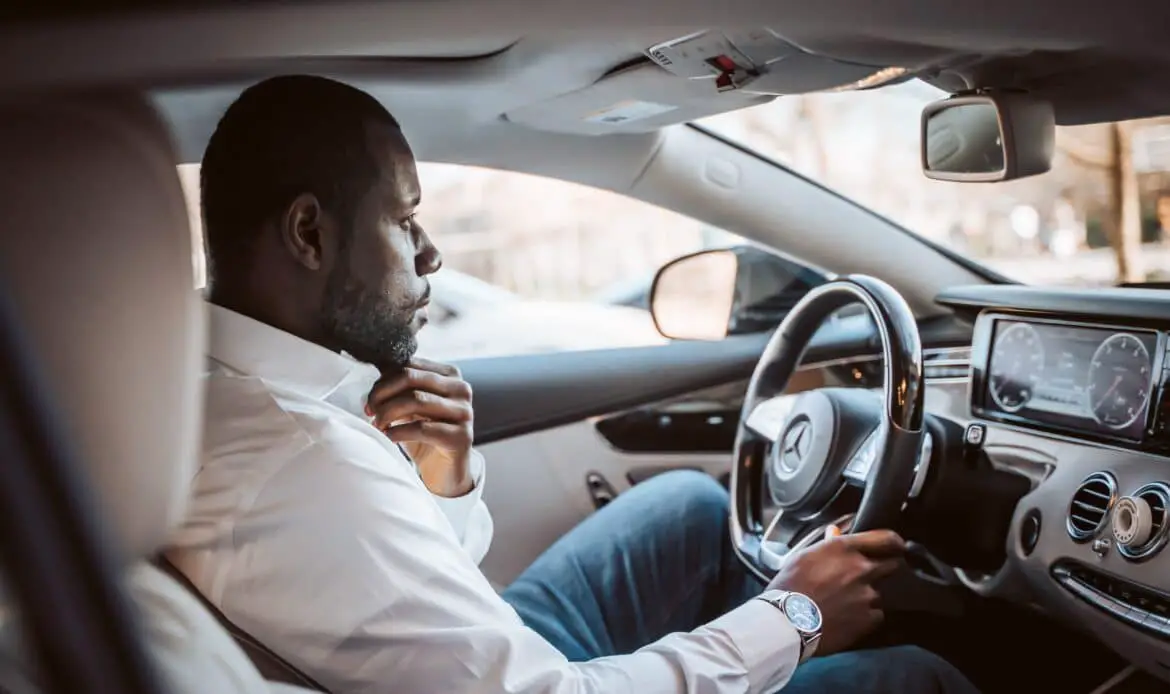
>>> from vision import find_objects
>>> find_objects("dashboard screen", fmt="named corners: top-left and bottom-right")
top-left (983, 319), bottom-right (1160, 440)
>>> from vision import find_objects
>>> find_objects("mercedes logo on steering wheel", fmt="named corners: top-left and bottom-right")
top-left (779, 419), bottom-right (812, 473)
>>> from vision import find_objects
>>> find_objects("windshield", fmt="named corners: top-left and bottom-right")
top-left (698, 81), bottom-right (1170, 287)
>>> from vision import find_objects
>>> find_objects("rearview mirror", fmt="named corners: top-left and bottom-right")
top-left (921, 91), bottom-right (1055, 182)
top-left (650, 246), bottom-right (823, 340)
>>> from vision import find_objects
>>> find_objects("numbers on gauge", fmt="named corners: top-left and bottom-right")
top-left (989, 323), bottom-right (1045, 413)
top-left (1087, 333), bottom-right (1152, 430)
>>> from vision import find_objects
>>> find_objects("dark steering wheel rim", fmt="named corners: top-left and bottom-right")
top-left (730, 275), bottom-right (926, 581)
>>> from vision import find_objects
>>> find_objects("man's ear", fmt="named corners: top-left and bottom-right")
top-left (280, 193), bottom-right (332, 271)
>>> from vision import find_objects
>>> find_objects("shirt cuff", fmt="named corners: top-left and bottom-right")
top-left (430, 448), bottom-right (485, 542)
top-left (707, 597), bottom-right (802, 693)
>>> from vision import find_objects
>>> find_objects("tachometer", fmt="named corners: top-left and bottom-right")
top-left (1088, 333), bottom-right (1152, 430)
top-left (989, 323), bottom-right (1045, 412)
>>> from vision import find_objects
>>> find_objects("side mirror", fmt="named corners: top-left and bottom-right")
top-left (649, 246), bottom-right (821, 340)
top-left (921, 91), bottom-right (1055, 182)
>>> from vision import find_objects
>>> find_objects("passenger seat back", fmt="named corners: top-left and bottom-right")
top-left (0, 90), bottom-right (319, 694)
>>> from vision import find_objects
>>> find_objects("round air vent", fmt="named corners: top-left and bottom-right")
top-left (1066, 472), bottom-right (1117, 542)
top-left (1118, 483), bottom-right (1170, 561)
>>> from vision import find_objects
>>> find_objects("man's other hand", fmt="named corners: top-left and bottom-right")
top-left (366, 357), bottom-right (475, 497)
top-left (767, 526), bottom-right (906, 655)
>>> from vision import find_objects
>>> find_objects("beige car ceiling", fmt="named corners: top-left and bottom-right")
top-left (6, 0), bottom-right (1169, 316)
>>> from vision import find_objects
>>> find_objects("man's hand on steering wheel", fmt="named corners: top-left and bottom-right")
top-left (766, 526), bottom-right (907, 655)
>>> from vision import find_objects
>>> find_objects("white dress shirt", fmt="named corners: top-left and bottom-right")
top-left (167, 304), bottom-right (801, 694)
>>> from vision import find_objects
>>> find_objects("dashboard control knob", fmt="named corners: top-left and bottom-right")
top-left (1113, 495), bottom-right (1154, 548)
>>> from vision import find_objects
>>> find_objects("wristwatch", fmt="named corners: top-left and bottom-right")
top-left (757, 590), bottom-right (822, 663)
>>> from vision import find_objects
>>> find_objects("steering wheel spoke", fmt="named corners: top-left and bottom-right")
top-left (743, 395), bottom-right (797, 440)
top-left (843, 426), bottom-right (882, 487)
top-left (758, 508), bottom-right (802, 571)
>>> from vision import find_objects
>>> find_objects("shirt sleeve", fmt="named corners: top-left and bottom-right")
top-left (213, 433), bottom-right (801, 694)
top-left (428, 448), bottom-right (493, 563)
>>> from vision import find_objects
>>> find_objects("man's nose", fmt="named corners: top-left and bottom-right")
top-left (415, 226), bottom-right (442, 277)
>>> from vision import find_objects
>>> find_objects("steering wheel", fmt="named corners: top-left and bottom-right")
top-left (730, 275), bottom-right (928, 581)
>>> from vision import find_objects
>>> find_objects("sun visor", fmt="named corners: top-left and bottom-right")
top-left (503, 61), bottom-right (773, 136)
top-left (504, 28), bottom-right (909, 136)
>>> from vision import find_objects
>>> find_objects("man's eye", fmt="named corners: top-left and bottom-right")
top-left (398, 214), bottom-right (416, 232)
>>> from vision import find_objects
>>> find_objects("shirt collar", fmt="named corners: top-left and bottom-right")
top-left (206, 302), bottom-right (381, 416)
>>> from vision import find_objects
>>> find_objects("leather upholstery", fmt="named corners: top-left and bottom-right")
top-left (0, 91), bottom-right (204, 563)
top-left (0, 91), bottom-right (315, 694)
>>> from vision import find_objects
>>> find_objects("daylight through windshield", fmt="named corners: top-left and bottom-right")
top-left (699, 81), bottom-right (1170, 287)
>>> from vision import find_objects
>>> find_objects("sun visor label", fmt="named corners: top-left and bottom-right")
top-left (583, 100), bottom-right (678, 125)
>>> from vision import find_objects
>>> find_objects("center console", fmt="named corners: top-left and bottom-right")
top-left (1053, 560), bottom-right (1170, 638)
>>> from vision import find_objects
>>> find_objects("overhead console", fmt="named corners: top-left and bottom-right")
top-left (504, 28), bottom-right (912, 136)
top-left (507, 28), bottom-right (1059, 183)
top-left (643, 29), bottom-right (907, 96)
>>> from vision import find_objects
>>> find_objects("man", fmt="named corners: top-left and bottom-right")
top-left (168, 75), bottom-right (979, 694)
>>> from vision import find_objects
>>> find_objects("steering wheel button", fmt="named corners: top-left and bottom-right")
top-left (964, 423), bottom-right (986, 447)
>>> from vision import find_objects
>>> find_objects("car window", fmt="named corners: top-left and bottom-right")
top-left (411, 163), bottom-right (745, 359)
top-left (179, 162), bottom-right (818, 360)
top-left (698, 81), bottom-right (1170, 288)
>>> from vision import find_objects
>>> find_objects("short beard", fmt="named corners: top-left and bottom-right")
top-left (320, 256), bottom-right (417, 371)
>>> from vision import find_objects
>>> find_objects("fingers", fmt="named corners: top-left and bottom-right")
top-left (860, 557), bottom-right (903, 581)
top-left (408, 357), bottom-right (461, 378)
top-left (369, 390), bottom-right (472, 430)
top-left (837, 529), bottom-right (906, 557)
top-left (386, 420), bottom-right (471, 449)
top-left (368, 367), bottom-right (472, 410)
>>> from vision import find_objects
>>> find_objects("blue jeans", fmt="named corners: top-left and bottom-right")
top-left (502, 470), bottom-right (980, 694)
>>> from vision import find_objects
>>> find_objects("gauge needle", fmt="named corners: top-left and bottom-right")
top-left (1093, 375), bottom-right (1123, 412)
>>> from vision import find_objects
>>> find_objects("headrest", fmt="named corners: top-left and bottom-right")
top-left (0, 92), bottom-right (204, 562)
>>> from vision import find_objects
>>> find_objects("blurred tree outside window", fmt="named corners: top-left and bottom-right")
top-left (699, 82), bottom-right (1170, 287)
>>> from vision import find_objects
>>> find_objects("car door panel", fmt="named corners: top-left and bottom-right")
top-left (461, 315), bottom-right (884, 445)
top-left (592, 367), bottom-right (829, 454)
top-left (477, 421), bottom-right (732, 585)
top-left (465, 313), bottom-right (972, 585)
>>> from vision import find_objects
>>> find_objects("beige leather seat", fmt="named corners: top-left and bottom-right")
top-left (0, 91), bottom-right (317, 694)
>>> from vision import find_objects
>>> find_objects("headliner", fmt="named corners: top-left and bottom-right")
top-left (4, 1), bottom-right (1170, 131)
top-left (5, 0), bottom-right (1169, 186)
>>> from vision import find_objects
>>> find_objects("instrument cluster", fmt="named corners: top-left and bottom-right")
top-left (971, 314), bottom-right (1164, 444)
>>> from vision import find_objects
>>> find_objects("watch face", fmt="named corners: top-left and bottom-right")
top-left (783, 593), bottom-right (822, 632)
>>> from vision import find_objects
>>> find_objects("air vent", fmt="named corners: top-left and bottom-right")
top-left (1066, 472), bottom-right (1117, 542)
top-left (1119, 483), bottom-right (1170, 561)
top-left (923, 348), bottom-right (971, 381)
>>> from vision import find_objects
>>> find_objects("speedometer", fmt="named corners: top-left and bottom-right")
top-left (1088, 333), bottom-right (1152, 430)
top-left (989, 322), bottom-right (1045, 412)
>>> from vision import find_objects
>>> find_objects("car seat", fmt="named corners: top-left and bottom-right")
top-left (0, 89), bottom-right (322, 694)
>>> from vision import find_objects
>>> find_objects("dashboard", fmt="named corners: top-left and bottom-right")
top-left (935, 284), bottom-right (1170, 684)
